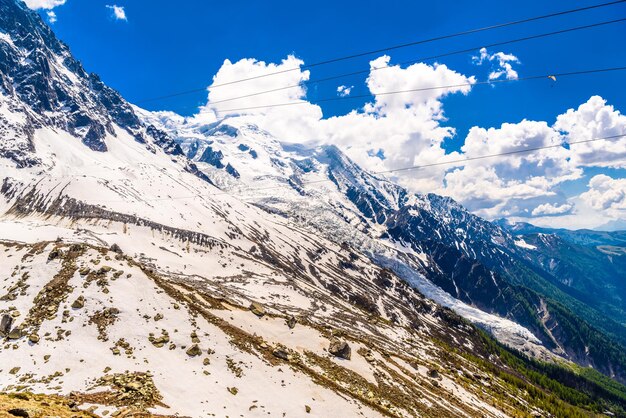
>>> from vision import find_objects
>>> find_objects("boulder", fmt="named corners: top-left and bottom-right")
top-left (7, 408), bottom-right (35, 417)
top-left (71, 296), bottom-right (85, 309)
top-left (8, 327), bottom-right (22, 340)
top-left (47, 248), bottom-right (61, 262)
top-left (0, 314), bottom-right (13, 336)
top-left (272, 347), bottom-right (291, 361)
top-left (328, 339), bottom-right (351, 360)
top-left (186, 344), bottom-right (202, 357)
top-left (286, 316), bottom-right (297, 329)
top-left (110, 243), bottom-right (123, 254)
top-left (249, 302), bottom-right (265, 317)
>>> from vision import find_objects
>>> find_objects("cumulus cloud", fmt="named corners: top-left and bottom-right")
top-left (202, 55), bottom-right (310, 117)
top-left (441, 120), bottom-right (581, 218)
top-left (192, 55), bottom-right (624, 227)
top-left (472, 47), bottom-right (519, 80)
top-left (436, 96), bottom-right (626, 222)
top-left (22, 0), bottom-right (66, 9)
top-left (337, 85), bottom-right (352, 97)
top-left (554, 95), bottom-right (626, 168)
top-left (580, 175), bottom-right (626, 219)
top-left (106, 5), bottom-right (127, 21)
top-left (197, 55), bottom-right (475, 191)
top-left (531, 203), bottom-right (574, 216)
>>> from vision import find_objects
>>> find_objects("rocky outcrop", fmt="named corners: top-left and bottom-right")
top-left (0, 0), bottom-right (185, 163)
top-left (328, 339), bottom-right (351, 360)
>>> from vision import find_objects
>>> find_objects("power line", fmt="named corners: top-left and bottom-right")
top-left (91, 133), bottom-right (626, 202)
top-left (204, 18), bottom-right (626, 109)
top-left (136, 0), bottom-right (626, 104)
top-left (209, 66), bottom-right (626, 113)
top-left (376, 134), bottom-right (626, 175)
top-left (220, 134), bottom-right (626, 197)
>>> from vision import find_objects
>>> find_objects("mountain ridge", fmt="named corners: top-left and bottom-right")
top-left (2, 0), bottom-right (626, 416)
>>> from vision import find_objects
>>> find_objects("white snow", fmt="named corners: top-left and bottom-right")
top-left (515, 238), bottom-right (537, 250)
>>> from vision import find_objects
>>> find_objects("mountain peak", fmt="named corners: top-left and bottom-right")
top-left (0, 0), bottom-right (181, 164)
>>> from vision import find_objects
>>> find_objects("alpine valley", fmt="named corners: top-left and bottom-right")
top-left (1, 0), bottom-right (626, 417)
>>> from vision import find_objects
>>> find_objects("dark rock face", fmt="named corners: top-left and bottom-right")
top-left (146, 125), bottom-right (183, 156)
top-left (0, 0), bottom-right (179, 164)
top-left (210, 124), bottom-right (239, 137)
top-left (225, 163), bottom-right (240, 179)
top-left (198, 146), bottom-right (225, 168)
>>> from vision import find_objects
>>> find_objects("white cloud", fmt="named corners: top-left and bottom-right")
top-left (580, 175), bottom-right (626, 219)
top-left (197, 55), bottom-right (475, 192)
top-left (440, 120), bottom-right (581, 218)
top-left (554, 95), bottom-right (626, 168)
top-left (106, 5), bottom-right (127, 21)
top-left (531, 203), bottom-right (573, 216)
top-left (337, 85), bottom-right (353, 97)
top-left (202, 55), bottom-right (310, 118)
top-left (46, 10), bottom-right (57, 23)
top-left (473, 47), bottom-right (519, 80)
top-left (192, 55), bottom-right (624, 227)
top-left (23, 0), bottom-right (66, 10)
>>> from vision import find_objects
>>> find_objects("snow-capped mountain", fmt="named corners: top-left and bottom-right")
top-left (2, 0), bottom-right (626, 416)
top-left (141, 111), bottom-right (626, 381)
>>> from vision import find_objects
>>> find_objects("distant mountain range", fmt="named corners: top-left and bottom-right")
top-left (496, 219), bottom-right (626, 246)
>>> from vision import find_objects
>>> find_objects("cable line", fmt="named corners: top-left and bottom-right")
top-left (205, 18), bottom-right (626, 108)
top-left (209, 66), bottom-right (626, 113)
top-left (223, 134), bottom-right (626, 197)
top-left (136, 0), bottom-right (626, 104)
top-left (90, 133), bottom-right (626, 202)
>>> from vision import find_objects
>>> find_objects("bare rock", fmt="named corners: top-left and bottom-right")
top-left (8, 327), bottom-right (23, 340)
top-left (71, 296), bottom-right (85, 309)
top-left (110, 243), bottom-right (123, 254)
top-left (328, 339), bottom-right (351, 360)
top-left (272, 347), bottom-right (292, 361)
top-left (7, 408), bottom-right (38, 417)
top-left (427, 368), bottom-right (440, 379)
top-left (0, 314), bottom-right (13, 336)
top-left (286, 316), bottom-right (297, 329)
top-left (249, 302), bottom-right (265, 317)
top-left (186, 344), bottom-right (202, 357)
top-left (47, 248), bottom-right (61, 262)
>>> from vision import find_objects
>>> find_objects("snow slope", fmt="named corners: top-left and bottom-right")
top-left (2, 2), bottom-right (624, 416)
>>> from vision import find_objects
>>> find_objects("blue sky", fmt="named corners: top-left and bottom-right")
top-left (26, 0), bottom-right (626, 229)
top-left (35, 0), bottom-right (625, 123)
